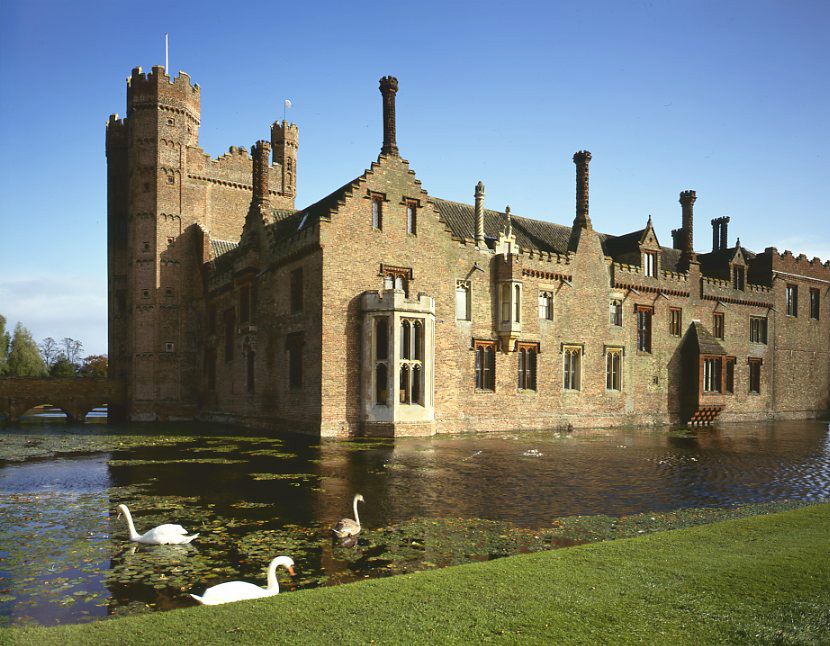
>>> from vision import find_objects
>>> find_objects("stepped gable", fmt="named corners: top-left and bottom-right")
top-left (689, 321), bottom-right (726, 356)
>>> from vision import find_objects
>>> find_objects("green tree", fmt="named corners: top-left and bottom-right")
top-left (50, 354), bottom-right (77, 377)
top-left (0, 314), bottom-right (10, 375)
top-left (7, 323), bottom-right (46, 377)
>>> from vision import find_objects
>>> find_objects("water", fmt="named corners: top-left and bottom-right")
top-left (0, 420), bottom-right (828, 627)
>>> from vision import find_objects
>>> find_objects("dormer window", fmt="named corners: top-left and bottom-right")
top-left (732, 266), bottom-right (745, 290)
top-left (643, 252), bottom-right (657, 278)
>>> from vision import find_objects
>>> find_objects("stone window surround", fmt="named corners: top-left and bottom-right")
top-left (604, 345), bottom-right (624, 391)
top-left (748, 357), bottom-right (763, 394)
top-left (561, 343), bottom-right (584, 391)
top-left (473, 339), bottom-right (497, 392)
top-left (635, 305), bottom-right (653, 353)
top-left (516, 341), bottom-right (540, 392)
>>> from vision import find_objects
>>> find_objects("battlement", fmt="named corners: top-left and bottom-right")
top-left (105, 113), bottom-right (128, 151)
top-left (127, 65), bottom-right (200, 120)
top-left (759, 247), bottom-right (830, 278)
top-left (271, 120), bottom-right (299, 145)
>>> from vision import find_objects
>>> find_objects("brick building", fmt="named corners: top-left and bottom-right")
top-left (106, 66), bottom-right (830, 437)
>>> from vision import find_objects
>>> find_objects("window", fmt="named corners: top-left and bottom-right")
top-left (290, 268), bottom-right (303, 314)
top-left (725, 358), bottom-right (735, 394)
top-left (810, 288), bottom-right (820, 320)
top-left (500, 284), bottom-right (511, 323)
top-left (142, 241), bottom-right (150, 252)
top-left (246, 351), bottom-right (255, 393)
top-left (786, 284), bottom-right (798, 316)
top-left (609, 299), bottom-right (622, 326)
top-left (517, 343), bottom-right (538, 391)
top-left (372, 195), bottom-right (383, 230)
top-left (643, 252), bottom-right (657, 277)
top-left (703, 357), bottom-right (722, 393)
top-left (563, 346), bottom-right (581, 391)
top-left (636, 306), bottom-right (653, 353)
top-left (670, 308), bottom-right (682, 337)
top-left (375, 317), bottom-right (389, 405)
top-left (167, 173), bottom-right (175, 185)
top-left (167, 117), bottom-right (175, 126)
top-left (164, 341), bottom-right (175, 353)
top-left (224, 308), bottom-right (235, 361)
top-left (732, 266), bottom-right (745, 291)
top-left (750, 316), bottom-right (768, 344)
top-left (538, 291), bottom-right (553, 320)
top-left (606, 348), bottom-right (622, 391)
top-left (749, 358), bottom-right (762, 394)
top-left (167, 236), bottom-right (175, 247)
top-left (142, 289), bottom-right (150, 299)
top-left (474, 341), bottom-right (496, 391)
top-left (382, 266), bottom-right (410, 295)
top-left (455, 280), bottom-right (471, 321)
top-left (239, 285), bottom-right (250, 323)
top-left (399, 319), bottom-right (424, 404)
top-left (713, 312), bottom-right (725, 340)
top-left (406, 200), bottom-right (417, 235)
top-left (286, 333), bottom-right (304, 389)
top-left (514, 284), bottom-right (521, 323)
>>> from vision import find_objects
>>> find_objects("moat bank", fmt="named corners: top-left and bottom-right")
top-left (0, 419), bottom-right (828, 627)
top-left (7, 504), bottom-right (830, 644)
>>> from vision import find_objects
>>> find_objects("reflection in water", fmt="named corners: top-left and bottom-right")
top-left (0, 419), bottom-right (828, 627)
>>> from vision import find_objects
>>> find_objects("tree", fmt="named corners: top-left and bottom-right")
top-left (50, 354), bottom-right (77, 377)
top-left (0, 314), bottom-right (9, 376)
top-left (61, 337), bottom-right (84, 367)
top-left (7, 323), bottom-right (46, 377)
top-left (80, 354), bottom-right (108, 378)
top-left (39, 337), bottom-right (59, 369)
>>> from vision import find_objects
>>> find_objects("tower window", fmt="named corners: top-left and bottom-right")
top-left (670, 308), bottom-right (682, 337)
top-left (474, 340), bottom-right (496, 391)
top-left (455, 280), bottom-right (471, 321)
top-left (786, 284), bottom-right (798, 316)
top-left (713, 312), bottom-right (725, 340)
top-left (399, 319), bottom-right (424, 404)
top-left (538, 291), bottom-right (553, 321)
top-left (406, 200), bottom-right (417, 235)
top-left (810, 288), bottom-right (820, 320)
top-left (164, 342), bottom-right (175, 353)
top-left (606, 348), bottom-right (622, 391)
top-left (748, 358), bottom-right (762, 394)
top-left (636, 306), bottom-right (653, 353)
top-left (563, 346), bottom-right (582, 391)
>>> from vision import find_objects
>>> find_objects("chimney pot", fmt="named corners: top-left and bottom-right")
top-left (252, 140), bottom-right (271, 203)
top-left (474, 181), bottom-right (485, 247)
top-left (379, 76), bottom-right (399, 156)
top-left (679, 190), bottom-right (697, 267)
top-left (572, 150), bottom-right (592, 229)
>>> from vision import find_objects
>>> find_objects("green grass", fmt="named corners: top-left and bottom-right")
top-left (5, 504), bottom-right (830, 645)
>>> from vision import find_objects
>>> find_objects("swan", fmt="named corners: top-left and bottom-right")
top-left (116, 504), bottom-right (199, 545)
top-left (190, 556), bottom-right (295, 605)
top-left (332, 493), bottom-right (364, 538)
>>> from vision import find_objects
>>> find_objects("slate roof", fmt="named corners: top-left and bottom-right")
top-left (210, 239), bottom-right (238, 258)
top-left (689, 321), bottom-right (727, 356)
top-left (431, 198), bottom-right (573, 254)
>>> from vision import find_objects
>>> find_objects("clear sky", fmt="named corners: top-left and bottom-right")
top-left (1, 0), bottom-right (828, 355)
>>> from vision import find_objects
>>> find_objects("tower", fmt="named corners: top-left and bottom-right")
top-left (271, 120), bottom-right (299, 198)
top-left (106, 65), bottom-right (202, 419)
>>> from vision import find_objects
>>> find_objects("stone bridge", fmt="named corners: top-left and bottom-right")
top-left (0, 378), bottom-right (127, 424)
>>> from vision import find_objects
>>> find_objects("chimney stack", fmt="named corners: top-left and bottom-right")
top-left (379, 76), bottom-right (399, 156)
top-left (573, 151), bottom-right (592, 229)
top-left (679, 190), bottom-right (697, 266)
top-left (252, 140), bottom-right (271, 203)
top-left (671, 228), bottom-right (683, 250)
top-left (474, 181), bottom-right (485, 247)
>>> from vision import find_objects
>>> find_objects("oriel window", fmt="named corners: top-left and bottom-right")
top-left (399, 319), bottom-right (424, 404)
top-left (703, 357), bottom-right (723, 393)
top-left (374, 317), bottom-right (389, 405)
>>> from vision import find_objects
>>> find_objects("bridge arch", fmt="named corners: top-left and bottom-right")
top-left (0, 378), bottom-right (127, 425)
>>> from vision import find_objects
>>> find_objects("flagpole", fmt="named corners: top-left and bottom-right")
top-left (165, 33), bottom-right (169, 73)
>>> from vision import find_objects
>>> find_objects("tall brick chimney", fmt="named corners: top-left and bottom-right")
top-left (679, 190), bottom-right (697, 266)
top-left (474, 181), bottom-right (485, 247)
top-left (252, 140), bottom-right (271, 204)
top-left (710, 216), bottom-right (730, 251)
top-left (573, 151), bottom-right (592, 229)
top-left (379, 76), bottom-right (399, 156)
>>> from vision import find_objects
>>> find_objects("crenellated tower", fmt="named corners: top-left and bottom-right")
top-left (271, 120), bottom-right (299, 198)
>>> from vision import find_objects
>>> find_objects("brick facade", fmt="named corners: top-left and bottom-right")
top-left (107, 68), bottom-right (830, 437)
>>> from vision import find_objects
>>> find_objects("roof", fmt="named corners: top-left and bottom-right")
top-left (689, 321), bottom-right (727, 356)
top-left (697, 245), bottom-right (756, 274)
top-left (210, 239), bottom-right (238, 258)
top-left (431, 198), bottom-right (573, 254)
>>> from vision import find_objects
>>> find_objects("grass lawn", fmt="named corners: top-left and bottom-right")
top-left (5, 503), bottom-right (829, 645)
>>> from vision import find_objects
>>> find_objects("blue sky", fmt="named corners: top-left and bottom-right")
top-left (1, 0), bottom-right (828, 355)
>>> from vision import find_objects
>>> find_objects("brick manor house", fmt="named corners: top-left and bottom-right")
top-left (106, 66), bottom-right (830, 437)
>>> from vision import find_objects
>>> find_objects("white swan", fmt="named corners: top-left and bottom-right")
top-left (332, 493), bottom-right (364, 538)
top-left (190, 556), bottom-right (295, 606)
top-left (116, 504), bottom-right (199, 545)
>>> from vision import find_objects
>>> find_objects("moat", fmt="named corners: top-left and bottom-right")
top-left (1, 419), bottom-right (828, 627)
